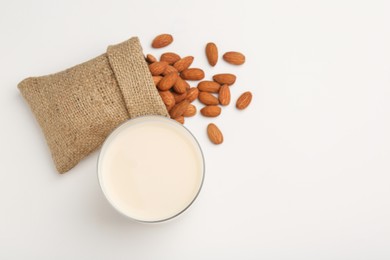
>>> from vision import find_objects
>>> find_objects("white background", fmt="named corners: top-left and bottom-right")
top-left (1, 0), bottom-right (390, 259)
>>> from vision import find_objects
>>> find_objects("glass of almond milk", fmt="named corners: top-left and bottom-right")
top-left (97, 116), bottom-right (205, 223)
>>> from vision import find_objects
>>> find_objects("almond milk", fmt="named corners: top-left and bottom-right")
top-left (98, 116), bottom-right (204, 222)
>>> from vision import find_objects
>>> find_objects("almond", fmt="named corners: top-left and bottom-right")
top-left (183, 104), bottom-right (197, 117)
top-left (218, 84), bottom-right (231, 106)
top-left (206, 42), bottom-right (218, 66)
top-left (173, 56), bottom-right (194, 72)
top-left (198, 92), bottom-right (219, 105)
top-left (162, 65), bottom-right (178, 75)
top-left (160, 52), bottom-right (181, 64)
top-left (213, 73), bottom-right (236, 85)
top-left (173, 116), bottom-right (185, 124)
top-left (197, 81), bottom-right (221, 93)
top-left (200, 105), bottom-right (221, 117)
top-left (207, 123), bottom-right (223, 144)
top-left (173, 91), bottom-right (187, 103)
top-left (173, 77), bottom-right (189, 94)
top-left (181, 68), bottom-right (205, 81)
top-left (223, 51), bottom-right (245, 65)
top-left (157, 72), bottom-right (178, 91)
top-left (146, 54), bottom-right (157, 63)
top-left (149, 61), bottom-right (168, 76)
top-left (153, 76), bottom-right (163, 86)
top-left (236, 91), bottom-right (252, 110)
top-left (158, 91), bottom-right (175, 111)
top-left (169, 100), bottom-right (190, 118)
top-left (152, 34), bottom-right (173, 48)
top-left (186, 87), bottom-right (199, 102)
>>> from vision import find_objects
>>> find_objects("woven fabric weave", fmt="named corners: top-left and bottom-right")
top-left (18, 37), bottom-right (168, 173)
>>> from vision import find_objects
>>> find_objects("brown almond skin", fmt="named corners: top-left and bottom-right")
top-left (162, 65), bottom-right (178, 75)
top-left (186, 87), bottom-right (199, 102)
top-left (181, 68), bottom-right (205, 81)
top-left (198, 92), bottom-right (219, 105)
top-left (173, 91), bottom-right (187, 103)
top-left (223, 51), bottom-right (245, 65)
top-left (170, 100), bottom-right (190, 118)
top-left (173, 116), bottom-right (185, 124)
top-left (197, 81), bottom-right (221, 93)
top-left (157, 72), bottom-right (178, 91)
top-left (218, 84), bottom-right (231, 106)
top-left (158, 91), bottom-right (175, 111)
top-left (153, 76), bottom-right (163, 86)
top-left (146, 54), bottom-right (157, 63)
top-left (173, 56), bottom-right (194, 72)
top-left (152, 34), bottom-right (173, 48)
top-left (183, 104), bottom-right (197, 117)
top-left (149, 61), bottom-right (168, 76)
top-left (206, 42), bottom-right (218, 66)
top-left (236, 91), bottom-right (252, 110)
top-left (200, 105), bottom-right (221, 117)
top-left (213, 73), bottom-right (236, 85)
top-left (207, 123), bottom-right (223, 144)
top-left (173, 77), bottom-right (190, 94)
top-left (160, 52), bottom-right (181, 65)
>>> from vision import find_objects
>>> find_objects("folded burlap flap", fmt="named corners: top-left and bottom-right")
top-left (18, 37), bottom-right (169, 173)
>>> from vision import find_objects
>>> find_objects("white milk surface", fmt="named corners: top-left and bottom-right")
top-left (98, 116), bottom-right (204, 222)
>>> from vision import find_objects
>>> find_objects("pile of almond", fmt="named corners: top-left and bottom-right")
top-left (147, 34), bottom-right (252, 145)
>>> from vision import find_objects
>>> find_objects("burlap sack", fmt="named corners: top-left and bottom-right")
top-left (18, 37), bottom-right (169, 173)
